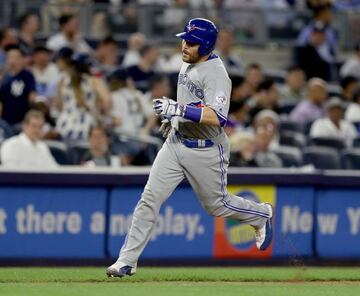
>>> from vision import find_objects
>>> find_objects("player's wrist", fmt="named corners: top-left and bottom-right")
top-left (182, 105), bottom-right (203, 123)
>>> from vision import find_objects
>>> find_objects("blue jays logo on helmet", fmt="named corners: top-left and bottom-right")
top-left (176, 18), bottom-right (218, 56)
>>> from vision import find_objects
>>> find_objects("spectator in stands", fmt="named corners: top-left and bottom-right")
top-left (254, 119), bottom-right (283, 168)
top-left (345, 88), bottom-right (360, 128)
top-left (0, 28), bottom-right (18, 71)
top-left (290, 77), bottom-right (327, 123)
top-left (0, 110), bottom-right (58, 169)
top-left (126, 44), bottom-right (159, 93)
top-left (310, 97), bottom-right (357, 147)
top-left (226, 100), bottom-right (249, 135)
top-left (279, 66), bottom-right (306, 104)
top-left (230, 116), bottom-right (282, 168)
top-left (54, 46), bottom-right (73, 74)
top-left (340, 76), bottom-right (359, 103)
top-left (141, 75), bottom-right (173, 136)
top-left (46, 14), bottom-right (92, 54)
top-left (229, 131), bottom-right (258, 167)
top-left (142, 74), bottom-right (172, 116)
top-left (340, 43), bottom-right (360, 81)
top-left (108, 68), bottom-right (146, 137)
top-left (81, 125), bottom-right (120, 167)
top-left (230, 76), bottom-right (251, 103)
top-left (244, 63), bottom-right (264, 95)
top-left (17, 13), bottom-right (40, 57)
top-left (94, 36), bottom-right (119, 76)
top-left (122, 32), bottom-right (146, 67)
top-left (294, 21), bottom-right (334, 81)
top-left (248, 78), bottom-right (281, 122)
top-left (31, 46), bottom-right (61, 98)
top-left (0, 45), bottom-right (37, 127)
top-left (215, 28), bottom-right (243, 76)
top-left (297, 1), bottom-right (337, 81)
top-left (55, 53), bottom-right (111, 142)
top-left (253, 109), bottom-right (280, 150)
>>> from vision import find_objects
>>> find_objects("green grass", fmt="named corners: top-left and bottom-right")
top-left (0, 267), bottom-right (359, 296)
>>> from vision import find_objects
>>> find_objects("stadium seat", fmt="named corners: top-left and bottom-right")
top-left (303, 146), bottom-right (341, 170)
top-left (0, 119), bottom-right (14, 143)
top-left (327, 83), bottom-right (342, 97)
top-left (308, 137), bottom-right (346, 151)
top-left (279, 131), bottom-right (306, 149)
top-left (44, 140), bottom-right (70, 165)
top-left (273, 145), bottom-right (302, 167)
top-left (279, 118), bottom-right (304, 133)
top-left (353, 137), bottom-right (360, 148)
top-left (342, 148), bottom-right (360, 170)
top-left (68, 141), bottom-right (90, 165)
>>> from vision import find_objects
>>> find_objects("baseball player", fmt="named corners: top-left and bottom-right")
top-left (107, 18), bottom-right (273, 278)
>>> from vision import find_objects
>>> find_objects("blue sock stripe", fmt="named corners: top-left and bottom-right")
top-left (218, 144), bottom-right (227, 200)
top-left (218, 144), bottom-right (270, 219)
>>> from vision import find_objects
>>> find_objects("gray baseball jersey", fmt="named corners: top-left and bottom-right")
top-left (175, 57), bottom-right (231, 139)
top-left (117, 56), bottom-right (271, 267)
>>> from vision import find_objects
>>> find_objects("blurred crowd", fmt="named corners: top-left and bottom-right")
top-left (0, 0), bottom-right (359, 170)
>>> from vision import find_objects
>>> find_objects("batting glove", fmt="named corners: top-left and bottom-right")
top-left (153, 97), bottom-right (184, 117)
top-left (159, 117), bottom-right (172, 138)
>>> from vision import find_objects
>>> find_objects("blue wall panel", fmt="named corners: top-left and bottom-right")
top-left (0, 187), bottom-right (106, 258)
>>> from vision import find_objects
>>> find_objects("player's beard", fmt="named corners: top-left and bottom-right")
top-left (182, 52), bottom-right (201, 64)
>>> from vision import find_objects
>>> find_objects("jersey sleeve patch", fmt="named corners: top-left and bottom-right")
top-left (215, 94), bottom-right (228, 105)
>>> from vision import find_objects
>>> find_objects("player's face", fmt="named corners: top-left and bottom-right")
top-left (181, 40), bottom-right (201, 63)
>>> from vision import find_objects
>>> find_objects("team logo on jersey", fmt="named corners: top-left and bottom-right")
top-left (11, 80), bottom-right (25, 97)
top-left (178, 74), bottom-right (205, 99)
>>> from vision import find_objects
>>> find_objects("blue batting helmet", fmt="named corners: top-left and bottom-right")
top-left (176, 18), bottom-right (218, 56)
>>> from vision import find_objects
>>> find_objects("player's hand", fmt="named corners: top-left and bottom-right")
top-left (159, 117), bottom-right (172, 138)
top-left (153, 97), bottom-right (184, 117)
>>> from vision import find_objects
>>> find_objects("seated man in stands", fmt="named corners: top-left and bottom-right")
top-left (310, 97), bottom-right (357, 147)
top-left (290, 77), bottom-right (327, 124)
top-left (279, 66), bottom-right (307, 104)
top-left (0, 110), bottom-right (58, 168)
top-left (248, 78), bottom-right (281, 122)
top-left (80, 125), bottom-right (120, 167)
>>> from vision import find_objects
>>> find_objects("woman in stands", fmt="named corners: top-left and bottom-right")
top-left (55, 52), bottom-right (111, 142)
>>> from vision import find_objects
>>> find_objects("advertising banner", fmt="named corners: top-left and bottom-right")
top-left (108, 187), bottom-right (214, 258)
top-left (273, 187), bottom-right (315, 257)
top-left (0, 187), bottom-right (107, 258)
top-left (316, 189), bottom-right (360, 258)
top-left (213, 185), bottom-right (276, 259)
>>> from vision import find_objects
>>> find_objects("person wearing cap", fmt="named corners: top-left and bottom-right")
top-left (294, 21), bottom-right (335, 81)
top-left (31, 45), bottom-right (61, 98)
top-left (55, 52), bottom-right (111, 142)
top-left (340, 43), bottom-right (360, 81)
top-left (297, 2), bottom-right (337, 65)
top-left (310, 97), bottom-right (357, 147)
